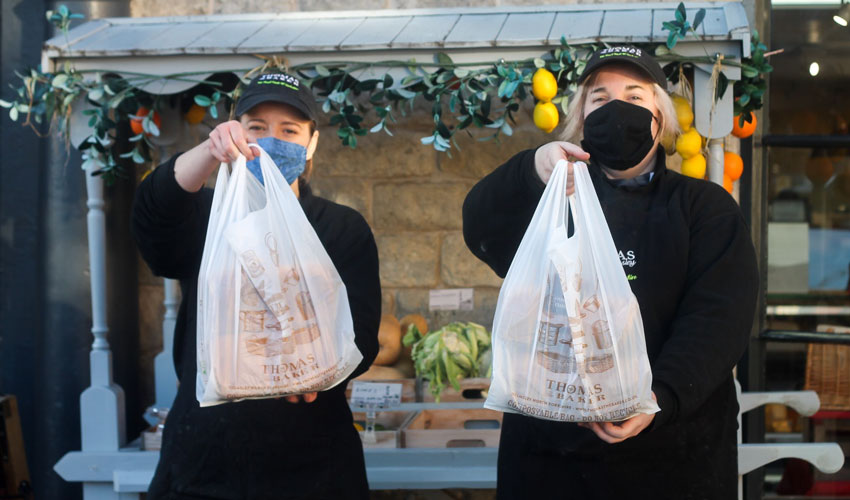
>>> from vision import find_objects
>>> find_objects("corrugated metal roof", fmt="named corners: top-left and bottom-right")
top-left (46, 2), bottom-right (749, 57)
top-left (42, 2), bottom-right (750, 95)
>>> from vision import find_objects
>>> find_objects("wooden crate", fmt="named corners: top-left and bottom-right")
top-left (805, 325), bottom-right (850, 411)
top-left (402, 409), bottom-right (502, 448)
top-left (352, 411), bottom-right (414, 449)
top-left (421, 377), bottom-right (490, 402)
top-left (345, 378), bottom-right (417, 403)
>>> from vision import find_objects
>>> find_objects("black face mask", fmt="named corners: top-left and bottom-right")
top-left (581, 100), bottom-right (657, 171)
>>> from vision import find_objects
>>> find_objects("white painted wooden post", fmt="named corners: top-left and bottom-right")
top-left (154, 278), bottom-right (179, 409)
top-left (81, 161), bottom-right (128, 500)
top-left (707, 138), bottom-right (726, 185)
top-left (677, 41), bottom-right (744, 188)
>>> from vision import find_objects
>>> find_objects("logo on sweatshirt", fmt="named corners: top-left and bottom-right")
top-left (618, 250), bottom-right (636, 268)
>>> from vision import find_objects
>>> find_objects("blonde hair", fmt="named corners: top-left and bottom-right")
top-left (559, 71), bottom-right (680, 152)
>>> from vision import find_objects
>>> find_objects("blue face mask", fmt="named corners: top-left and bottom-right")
top-left (246, 136), bottom-right (308, 186)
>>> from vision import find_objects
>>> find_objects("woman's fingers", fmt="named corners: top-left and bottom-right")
top-left (578, 412), bottom-right (655, 444)
top-left (207, 131), bottom-right (231, 163)
top-left (283, 392), bottom-right (318, 404)
top-left (557, 141), bottom-right (590, 161)
top-left (208, 121), bottom-right (254, 162)
top-left (534, 141), bottom-right (589, 185)
top-left (226, 123), bottom-right (255, 160)
top-left (580, 422), bottom-right (623, 444)
top-left (210, 126), bottom-right (240, 162)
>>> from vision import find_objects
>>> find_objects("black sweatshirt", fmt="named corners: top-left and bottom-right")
top-left (131, 156), bottom-right (380, 500)
top-left (463, 149), bottom-right (759, 500)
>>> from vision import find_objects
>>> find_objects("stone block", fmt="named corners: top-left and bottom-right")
top-left (394, 288), bottom-right (429, 318)
top-left (376, 233), bottom-right (439, 287)
top-left (393, 0), bottom-right (497, 7)
top-left (382, 289), bottom-right (397, 317)
top-left (309, 177), bottom-right (372, 224)
top-left (373, 182), bottom-right (471, 231)
top-left (441, 232), bottom-right (503, 288)
top-left (317, 127), bottom-right (436, 178)
top-left (300, 0), bottom-right (388, 10)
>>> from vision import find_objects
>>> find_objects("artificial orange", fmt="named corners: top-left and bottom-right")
top-left (184, 103), bottom-right (206, 125)
top-left (731, 112), bottom-right (757, 139)
top-left (130, 107), bottom-right (161, 136)
top-left (724, 152), bottom-right (744, 181)
top-left (723, 174), bottom-right (734, 193)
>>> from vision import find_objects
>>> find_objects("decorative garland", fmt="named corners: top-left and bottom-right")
top-left (0, 3), bottom-right (771, 182)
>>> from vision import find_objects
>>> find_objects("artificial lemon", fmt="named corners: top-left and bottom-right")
top-left (675, 128), bottom-right (702, 159)
top-left (532, 68), bottom-right (558, 102)
top-left (681, 153), bottom-right (706, 179)
top-left (672, 95), bottom-right (694, 131)
top-left (533, 101), bottom-right (559, 133)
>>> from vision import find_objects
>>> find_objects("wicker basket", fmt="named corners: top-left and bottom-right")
top-left (804, 325), bottom-right (850, 411)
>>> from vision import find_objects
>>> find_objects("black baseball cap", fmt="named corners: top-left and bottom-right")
top-left (235, 72), bottom-right (319, 121)
top-left (578, 45), bottom-right (667, 89)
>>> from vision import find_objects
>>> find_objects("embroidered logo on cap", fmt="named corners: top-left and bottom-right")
top-left (257, 73), bottom-right (301, 91)
top-left (599, 46), bottom-right (643, 59)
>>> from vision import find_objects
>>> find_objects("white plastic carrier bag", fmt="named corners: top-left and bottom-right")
top-left (196, 144), bottom-right (362, 406)
top-left (485, 160), bottom-right (659, 422)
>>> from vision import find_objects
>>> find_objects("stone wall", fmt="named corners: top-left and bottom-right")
top-left (308, 104), bottom-right (549, 329)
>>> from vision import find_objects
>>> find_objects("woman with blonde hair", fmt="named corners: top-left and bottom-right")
top-left (463, 46), bottom-right (758, 499)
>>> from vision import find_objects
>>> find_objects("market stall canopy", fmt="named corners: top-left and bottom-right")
top-left (43, 2), bottom-right (751, 95)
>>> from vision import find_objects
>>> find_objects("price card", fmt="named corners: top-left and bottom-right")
top-left (429, 288), bottom-right (474, 311)
top-left (349, 382), bottom-right (403, 409)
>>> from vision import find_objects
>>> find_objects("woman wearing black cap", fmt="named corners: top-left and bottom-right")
top-left (463, 46), bottom-right (759, 499)
top-left (131, 73), bottom-right (380, 499)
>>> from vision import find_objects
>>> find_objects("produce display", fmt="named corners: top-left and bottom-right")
top-left (403, 322), bottom-right (492, 402)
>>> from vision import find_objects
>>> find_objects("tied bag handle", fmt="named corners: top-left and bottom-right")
top-left (571, 163), bottom-right (640, 337)
top-left (532, 160), bottom-right (597, 409)
top-left (545, 161), bottom-right (600, 407)
top-left (571, 163), bottom-right (658, 419)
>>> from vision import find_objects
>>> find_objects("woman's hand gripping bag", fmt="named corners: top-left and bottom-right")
top-left (485, 160), bottom-right (659, 422)
top-left (196, 144), bottom-right (362, 406)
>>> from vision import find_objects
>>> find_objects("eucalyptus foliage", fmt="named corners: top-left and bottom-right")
top-left (1, 3), bottom-right (771, 181)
